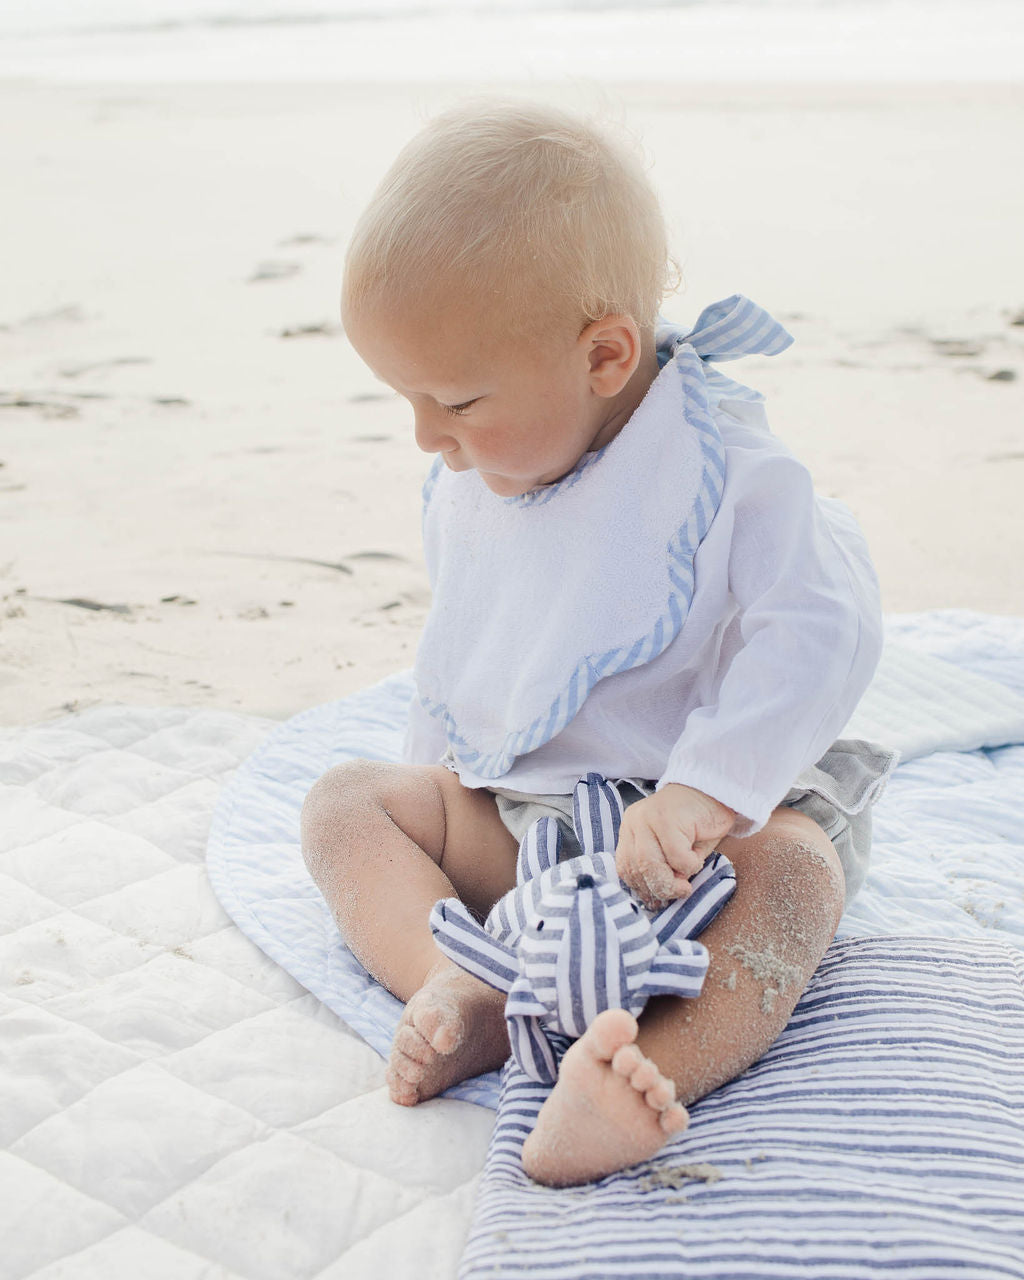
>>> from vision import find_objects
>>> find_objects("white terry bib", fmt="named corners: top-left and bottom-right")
top-left (415, 295), bottom-right (792, 782)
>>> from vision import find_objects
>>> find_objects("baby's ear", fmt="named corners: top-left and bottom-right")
top-left (583, 315), bottom-right (642, 398)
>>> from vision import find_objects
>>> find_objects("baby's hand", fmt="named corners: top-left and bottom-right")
top-left (615, 784), bottom-right (736, 909)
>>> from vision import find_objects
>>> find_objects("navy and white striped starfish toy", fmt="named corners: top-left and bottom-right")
top-left (429, 772), bottom-right (737, 1084)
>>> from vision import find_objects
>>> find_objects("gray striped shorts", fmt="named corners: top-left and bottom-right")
top-left (490, 739), bottom-right (897, 904)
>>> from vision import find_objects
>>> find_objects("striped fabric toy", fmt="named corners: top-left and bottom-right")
top-left (430, 773), bottom-right (737, 1084)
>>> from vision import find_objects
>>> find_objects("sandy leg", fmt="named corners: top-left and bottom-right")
top-left (520, 809), bottom-right (845, 1186)
top-left (521, 1008), bottom-right (688, 1187)
top-left (386, 959), bottom-right (510, 1105)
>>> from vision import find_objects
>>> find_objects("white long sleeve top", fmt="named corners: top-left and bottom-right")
top-left (404, 298), bottom-right (883, 836)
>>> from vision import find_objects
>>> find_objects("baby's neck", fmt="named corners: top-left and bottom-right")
top-left (588, 344), bottom-right (661, 453)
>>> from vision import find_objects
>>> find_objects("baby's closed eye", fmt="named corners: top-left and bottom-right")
top-left (442, 399), bottom-right (479, 416)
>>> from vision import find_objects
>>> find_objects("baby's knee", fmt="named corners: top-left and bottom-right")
top-left (768, 812), bottom-right (847, 940)
top-left (304, 756), bottom-right (389, 812)
top-left (304, 756), bottom-right (373, 816)
top-left (301, 758), bottom-right (452, 882)
top-left (724, 808), bottom-right (846, 932)
top-left (773, 808), bottom-right (845, 890)
top-left (300, 758), bottom-right (392, 872)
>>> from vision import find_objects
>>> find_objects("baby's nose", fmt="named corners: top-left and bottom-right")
top-left (413, 407), bottom-right (455, 455)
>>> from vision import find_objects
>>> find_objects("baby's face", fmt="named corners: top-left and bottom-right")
top-left (344, 293), bottom-right (620, 498)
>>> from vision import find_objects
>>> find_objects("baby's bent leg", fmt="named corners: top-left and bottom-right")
top-left (301, 759), bottom-right (519, 1102)
top-left (523, 807), bottom-right (844, 1185)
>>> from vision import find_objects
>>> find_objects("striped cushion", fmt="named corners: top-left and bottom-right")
top-left (460, 936), bottom-right (1024, 1280)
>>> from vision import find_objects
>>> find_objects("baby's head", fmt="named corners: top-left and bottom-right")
top-left (344, 100), bottom-right (670, 339)
top-left (342, 101), bottom-right (674, 496)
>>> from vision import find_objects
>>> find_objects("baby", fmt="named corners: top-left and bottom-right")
top-left (301, 101), bottom-right (894, 1187)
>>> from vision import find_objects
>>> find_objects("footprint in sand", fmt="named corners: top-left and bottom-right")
top-left (277, 233), bottom-right (334, 248)
top-left (58, 356), bottom-right (151, 380)
top-left (279, 322), bottom-right (339, 338)
top-left (248, 261), bottom-right (301, 283)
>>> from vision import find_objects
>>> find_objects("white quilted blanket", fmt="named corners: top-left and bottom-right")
top-left (2, 708), bottom-right (493, 1280)
top-left (3, 610), bottom-right (1024, 1279)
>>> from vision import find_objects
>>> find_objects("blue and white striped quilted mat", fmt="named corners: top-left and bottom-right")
top-left (207, 610), bottom-right (1024, 1278)
top-left (464, 936), bottom-right (1023, 1279)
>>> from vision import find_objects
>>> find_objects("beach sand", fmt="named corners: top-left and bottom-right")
top-left (2, 78), bottom-right (1022, 726)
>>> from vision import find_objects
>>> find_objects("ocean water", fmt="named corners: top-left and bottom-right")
top-left (0, 0), bottom-right (1021, 82)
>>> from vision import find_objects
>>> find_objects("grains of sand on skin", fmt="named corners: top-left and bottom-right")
top-left (725, 941), bottom-right (803, 1014)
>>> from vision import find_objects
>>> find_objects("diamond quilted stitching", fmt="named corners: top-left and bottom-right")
top-left (128, 714), bottom-right (275, 778)
top-left (41, 951), bottom-right (274, 1057)
top-left (1, 700), bottom-right (490, 1280)
top-left (0, 1004), bottom-right (141, 1146)
top-left (60, 705), bottom-right (270, 758)
top-left (0, 725), bottom-right (105, 786)
top-left (0, 790), bottom-right (77, 856)
top-left (33, 748), bottom-right (197, 818)
top-left (42, 706), bottom-right (193, 753)
top-left (1, 819), bottom-right (176, 909)
top-left (295, 1092), bottom-right (494, 1195)
top-left (312, 1179), bottom-right (483, 1280)
top-left (12, 1063), bottom-right (268, 1219)
top-left (184, 926), bottom-right (307, 1003)
top-left (284, 992), bottom-right (379, 1035)
top-left (162, 1002), bottom-right (385, 1129)
top-left (0, 1151), bottom-right (126, 1280)
top-left (110, 779), bottom-right (230, 863)
top-left (28, 1224), bottom-right (248, 1280)
top-left (0, 912), bottom-right (154, 1004)
top-left (77, 864), bottom-right (232, 949)
top-left (0, 871), bottom-right (62, 932)
top-left (141, 1131), bottom-right (428, 1280)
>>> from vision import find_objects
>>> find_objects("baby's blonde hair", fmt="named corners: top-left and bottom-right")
top-left (343, 100), bottom-right (673, 337)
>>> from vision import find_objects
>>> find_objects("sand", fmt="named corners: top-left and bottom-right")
top-left (2, 78), bottom-right (1022, 726)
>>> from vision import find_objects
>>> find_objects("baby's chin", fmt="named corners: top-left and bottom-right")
top-left (478, 464), bottom-right (583, 498)
top-left (477, 472), bottom-right (542, 498)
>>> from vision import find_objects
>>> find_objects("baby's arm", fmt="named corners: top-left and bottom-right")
top-left (624, 411), bottom-right (884, 882)
top-left (615, 783), bottom-right (735, 907)
top-left (656, 437), bottom-right (883, 838)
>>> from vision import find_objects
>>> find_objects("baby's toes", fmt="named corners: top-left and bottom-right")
top-left (390, 1050), bottom-right (427, 1088)
top-left (611, 1043), bottom-right (681, 1113)
top-left (642, 1073), bottom-right (676, 1111)
top-left (388, 1032), bottom-right (431, 1099)
top-left (386, 1060), bottom-right (422, 1106)
top-left (411, 997), bottom-right (462, 1054)
top-left (588, 1008), bottom-right (639, 1062)
top-left (610, 1041), bottom-right (645, 1080)
top-left (618, 1050), bottom-right (662, 1096)
top-left (393, 1023), bottom-right (432, 1069)
top-left (658, 1101), bottom-right (689, 1135)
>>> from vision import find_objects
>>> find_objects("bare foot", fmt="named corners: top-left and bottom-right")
top-left (386, 960), bottom-right (510, 1105)
top-left (521, 1008), bottom-right (689, 1187)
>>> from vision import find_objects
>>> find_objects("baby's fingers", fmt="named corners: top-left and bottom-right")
top-left (617, 827), bottom-right (678, 909)
top-left (657, 823), bottom-right (706, 884)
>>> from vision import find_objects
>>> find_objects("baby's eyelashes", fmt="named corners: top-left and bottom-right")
top-left (442, 398), bottom-right (479, 416)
